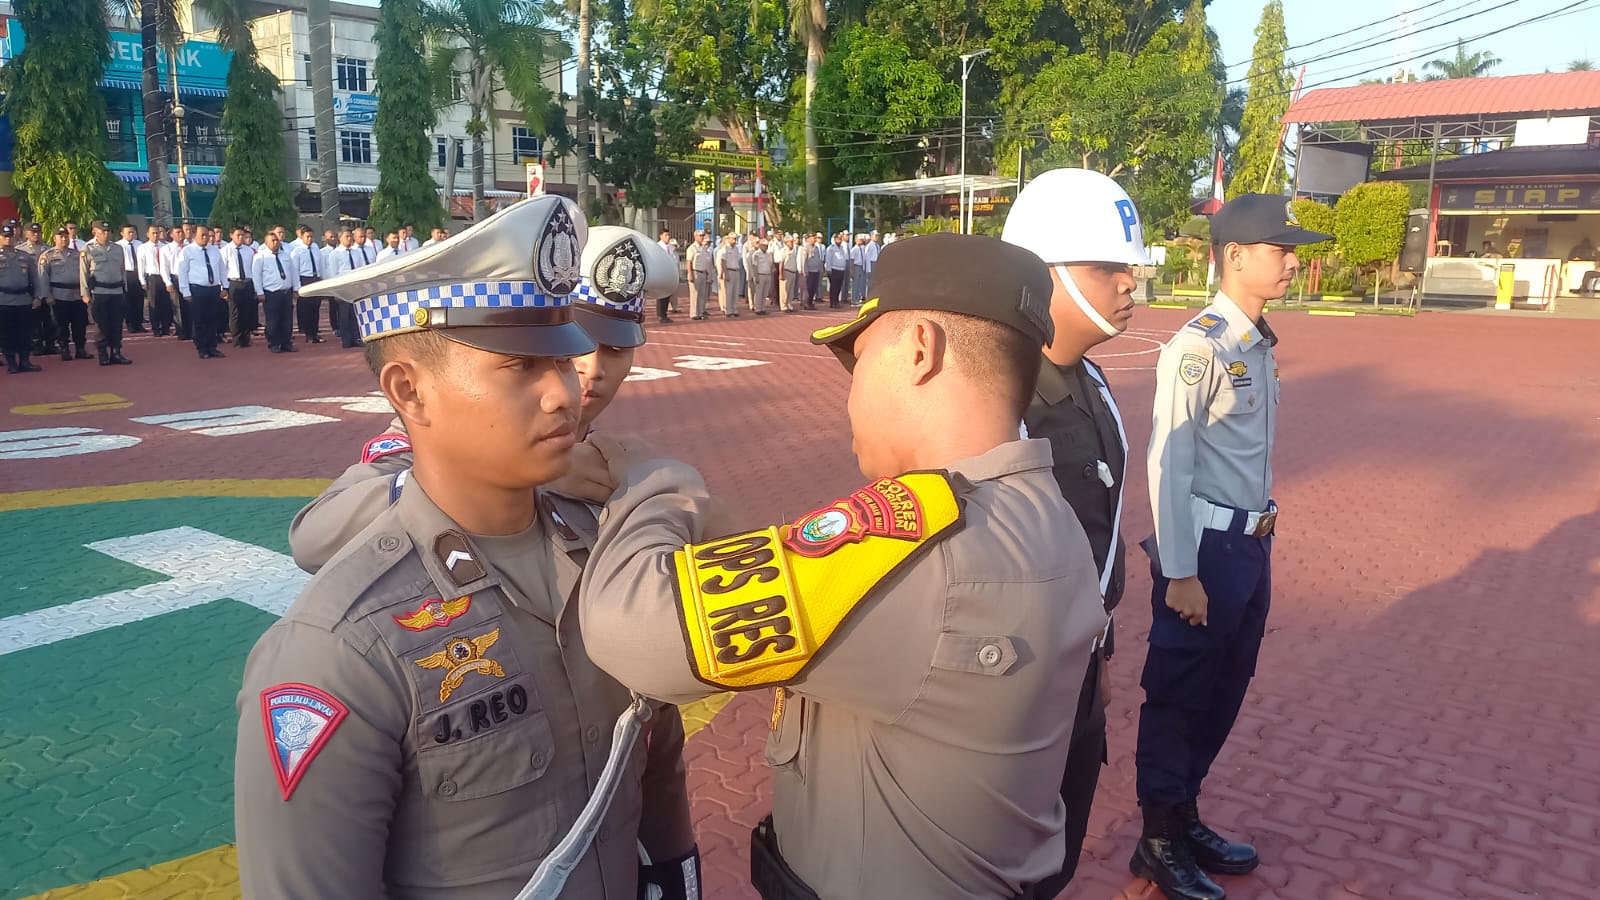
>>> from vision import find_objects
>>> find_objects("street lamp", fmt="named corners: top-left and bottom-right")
top-left (958, 48), bottom-right (991, 235)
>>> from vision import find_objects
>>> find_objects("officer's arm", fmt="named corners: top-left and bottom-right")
top-left (1147, 337), bottom-right (1215, 579)
top-left (235, 619), bottom-right (407, 897)
top-left (289, 446), bottom-right (411, 578)
top-left (579, 458), bottom-right (716, 704)
top-left (79, 251), bottom-right (91, 303)
top-left (176, 250), bottom-right (192, 298)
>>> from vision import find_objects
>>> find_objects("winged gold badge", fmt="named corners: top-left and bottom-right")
top-left (415, 627), bottom-right (505, 702)
top-left (393, 596), bottom-right (472, 632)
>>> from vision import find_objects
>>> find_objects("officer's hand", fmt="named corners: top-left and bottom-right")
top-left (1165, 576), bottom-right (1209, 627)
top-left (548, 439), bottom-right (615, 503)
top-left (1098, 652), bottom-right (1113, 708)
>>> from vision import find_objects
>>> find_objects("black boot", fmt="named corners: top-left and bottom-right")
top-left (61, 343), bottom-right (73, 362)
top-left (1175, 799), bottom-right (1258, 875)
top-left (98, 345), bottom-right (112, 366)
top-left (4, 352), bottom-right (17, 374)
top-left (17, 353), bottom-right (40, 372)
top-left (75, 345), bottom-right (92, 360)
top-left (110, 346), bottom-right (132, 365)
top-left (1130, 804), bottom-right (1226, 900)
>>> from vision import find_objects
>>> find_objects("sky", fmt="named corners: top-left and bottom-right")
top-left (1210, 0), bottom-right (1600, 91)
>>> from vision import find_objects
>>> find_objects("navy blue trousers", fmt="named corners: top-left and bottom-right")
top-left (1135, 523), bottom-right (1272, 806)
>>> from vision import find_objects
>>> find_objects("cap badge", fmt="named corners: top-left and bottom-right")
top-left (413, 307), bottom-right (430, 327)
top-left (593, 238), bottom-right (647, 304)
top-left (536, 204), bottom-right (582, 296)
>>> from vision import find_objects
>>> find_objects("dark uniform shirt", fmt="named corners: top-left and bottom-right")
top-left (81, 240), bottom-right (127, 295)
top-left (1024, 356), bottom-right (1128, 617)
top-left (0, 246), bottom-right (37, 304)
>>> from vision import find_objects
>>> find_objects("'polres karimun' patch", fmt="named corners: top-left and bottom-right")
top-left (260, 683), bottom-right (349, 800)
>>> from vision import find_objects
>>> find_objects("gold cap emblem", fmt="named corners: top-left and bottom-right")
top-left (413, 307), bottom-right (430, 327)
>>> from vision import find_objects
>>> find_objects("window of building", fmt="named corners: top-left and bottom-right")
top-left (302, 53), bottom-right (312, 86)
top-left (336, 56), bottom-right (369, 92)
top-left (339, 129), bottom-right (372, 165)
top-left (307, 128), bottom-right (317, 160)
top-left (434, 136), bottom-right (465, 168)
top-left (511, 127), bottom-right (543, 165)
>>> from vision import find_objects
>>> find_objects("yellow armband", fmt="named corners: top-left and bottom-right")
top-left (673, 472), bottom-right (964, 689)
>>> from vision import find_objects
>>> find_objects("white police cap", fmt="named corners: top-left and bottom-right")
top-left (1003, 168), bottom-right (1153, 267)
top-left (310, 196), bottom-right (595, 358)
top-left (571, 225), bottom-right (676, 348)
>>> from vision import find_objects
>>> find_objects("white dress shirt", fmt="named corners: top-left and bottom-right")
top-left (290, 240), bottom-right (326, 279)
top-left (324, 244), bottom-right (366, 278)
top-left (220, 241), bottom-right (256, 282)
top-left (252, 247), bottom-right (301, 293)
top-left (402, 236), bottom-right (420, 252)
top-left (422, 238), bottom-right (442, 248)
top-left (176, 244), bottom-right (223, 298)
top-left (135, 241), bottom-right (163, 282)
top-left (376, 245), bottom-right (401, 262)
top-left (68, 238), bottom-right (86, 251)
top-left (115, 238), bottom-right (142, 277)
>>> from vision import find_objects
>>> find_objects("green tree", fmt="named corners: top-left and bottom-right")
top-left (1424, 39), bottom-right (1500, 80)
top-left (654, 0), bottom-right (792, 154)
top-left (370, 0), bottom-right (444, 236)
top-left (1234, 0), bottom-right (1291, 195)
top-left (1289, 198), bottom-right (1336, 260)
top-left (424, 0), bottom-right (567, 221)
top-left (1333, 182), bottom-right (1409, 291)
top-left (3, 0), bottom-right (125, 226)
top-left (1001, 13), bottom-right (1218, 230)
top-left (195, 0), bottom-right (296, 232)
top-left (813, 26), bottom-right (957, 187)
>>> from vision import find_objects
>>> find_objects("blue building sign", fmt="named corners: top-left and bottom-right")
top-left (3, 22), bottom-right (231, 94)
top-left (334, 93), bottom-right (378, 125)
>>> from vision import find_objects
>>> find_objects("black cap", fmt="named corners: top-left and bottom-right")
top-left (0, 225), bottom-right (13, 237)
top-left (92, 220), bottom-right (111, 231)
top-left (1212, 193), bottom-right (1332, 247)
top-left (54, 226), bottom-right (68, 237)
top-left (26, 222), bottom-right (40, 232)
top-left (811, 233), bottom-right (1054, 367)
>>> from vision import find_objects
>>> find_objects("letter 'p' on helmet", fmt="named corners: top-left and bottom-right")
top-left (1002, 168), bottom-right (1153, 267)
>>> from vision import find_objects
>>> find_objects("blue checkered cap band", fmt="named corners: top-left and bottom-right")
top-left (358, 280), bottom-right (572, 340)
top-left (571, 278), bottom-right (644, 315)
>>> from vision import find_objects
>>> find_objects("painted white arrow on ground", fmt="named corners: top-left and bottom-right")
top-left (0, 526), bottom-right (309, 656)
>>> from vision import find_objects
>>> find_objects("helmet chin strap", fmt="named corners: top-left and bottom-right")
top-left (1055, 264), bottom-right (1119, 338)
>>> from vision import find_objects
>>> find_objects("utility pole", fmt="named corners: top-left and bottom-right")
top-left (958, 48), bottom-right (990, 235)
top-left (308, 0), bottom-right (341, 232)
top-left (575, 0), bottom-right (591, 218)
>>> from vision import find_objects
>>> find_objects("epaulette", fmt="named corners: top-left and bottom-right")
top-left (1185, 312), bottom-right (1226, 337)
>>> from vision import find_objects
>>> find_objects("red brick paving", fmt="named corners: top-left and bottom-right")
top-left (5, 306), bottom-right (1599, 898)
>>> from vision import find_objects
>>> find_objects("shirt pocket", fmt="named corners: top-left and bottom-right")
top-left (1214, 382), bottom-right (1265, 418)
top-left (414, 678), bottom-right (558, 802)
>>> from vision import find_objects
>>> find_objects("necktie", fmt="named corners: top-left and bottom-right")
top-left (274, 251), bottom-right (286, 281)
top-left (123, 243), bottom-right (134, 267)
top-left (362, 245), bottom-right (372, 264)
top-left (308, 245), bottom-right (318, 277)
top-left (347, 248), bottom-right (355, 268)
top-left (203, 248), bottom-right (214, 285)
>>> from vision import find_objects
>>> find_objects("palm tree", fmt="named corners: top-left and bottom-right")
top-left (1424, 39), bottom-right (1500, 80)
top-left (105, 0), bottom-right (181, 226)
top-left (424, 0), bottom-right (566, 221)
top-left (1569, 59), bottom-right (1595, 71)
top-left (784, 0), bottom-right (826, 217)
top-left (571, 0), bottom-right (590, 216)
top-left (308, 0), bottom-right (340, 230)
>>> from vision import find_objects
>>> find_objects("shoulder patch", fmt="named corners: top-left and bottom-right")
top-left (673, 473), bottom-right (964, 690)
top-left (260, 683), bottom-right (349, 801)
top-left (1179, 353), bottom-right (1210, 385)
top-left (1186, 313), bottom-right (1225, 336)
top-left (361, 432), bottom-right (411, 464)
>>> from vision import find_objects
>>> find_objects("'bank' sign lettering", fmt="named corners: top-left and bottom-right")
top-left (2, 21), bottom-right (230, 88)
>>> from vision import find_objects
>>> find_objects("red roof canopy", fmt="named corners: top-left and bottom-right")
top-left (1283, 71), bottom-right (1600, 125)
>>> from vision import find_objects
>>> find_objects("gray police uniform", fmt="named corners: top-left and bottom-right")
top-left (716, 243), bottom-right (743, 316)
top-left (39, 247), bottom-right (88, 356)
top-left (80, 239), bottom-right (129, 357)
top-left (0, 244), bottom-right (37, 368)
top-left (238, 477), bottom-right (695, 898)
top-left (1137, 291), bottom-right (1278, 807)
top-left (576, 439), bottom-right (1108, 899)
top-left (687, 242), bottom-right (714, 318)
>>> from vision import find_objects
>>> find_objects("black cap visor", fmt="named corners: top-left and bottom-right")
top-left (574, 303), bottom-right (646, 349)
top-left (1245, 225), bottom-right (1335, 247)
top-left (432, 320), bottom-right (597, 359)
top-left (809, 298), bottom-right (885, 370)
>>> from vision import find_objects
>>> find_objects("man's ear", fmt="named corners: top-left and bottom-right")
top-left (905, 316), bottom-right (947, 387)
top-left (379, 357), bottom-right (432, 430)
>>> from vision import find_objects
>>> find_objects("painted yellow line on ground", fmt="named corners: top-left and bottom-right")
top-left (1308, 309), bottom-right (1359, 317)
top-left (11, 393), bottom-right (133, 416)
top-left (0, 478), bottom-right (332, 512)
top-left (1147, 303), bottom-right (1190, 309)
top-left (11, 477), bottom-right (739, 899)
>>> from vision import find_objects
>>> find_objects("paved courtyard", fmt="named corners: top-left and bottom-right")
top-left (2, 304), bottom-right (1598, 899)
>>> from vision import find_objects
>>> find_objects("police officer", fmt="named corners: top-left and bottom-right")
top-left (574, 233), bottom-right (1109, 899)
top-left (80, 220), bottom-right (132, 365)
top-left (17, 222), bottom-right (50, 355)
top-left (1133, 194), bottom-right (1328, 900)
top-left (0, 223), bottom-right (40, 373)
top-left (686, 230), bottom-right (713, 321)
top-left (715, 232), bottom-right (744, 317)
top-left (747, 237), bottom-right (774, 315)
top-left (235, 199), bottom-right (699, 900)
top-left (39, 227), bottom-right (90, 362)
top-left (1002, 168), bottom-right (1150, 896)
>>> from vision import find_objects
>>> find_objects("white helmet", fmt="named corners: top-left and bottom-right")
top-left (1002, 168), bottom-right (1153, 267)
top-left (1003, 168), bottom-right (1151, 337)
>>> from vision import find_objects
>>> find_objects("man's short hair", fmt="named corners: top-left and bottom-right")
top-left (297, 225), bottom-right (312, 235)
top-left (364, 329), bottom-right (453, 378)
top-left (880, 309), bottom-right (1039, 420)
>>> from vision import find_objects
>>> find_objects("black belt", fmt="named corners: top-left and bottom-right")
top-left (301, 275), bottom-right (320, 284)
top-left (229, 278), bottom-right (251, 285)
top-left (50, 281), bottom-right (80, 290)
top-left (92, 280), bottom-right (123, 290)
